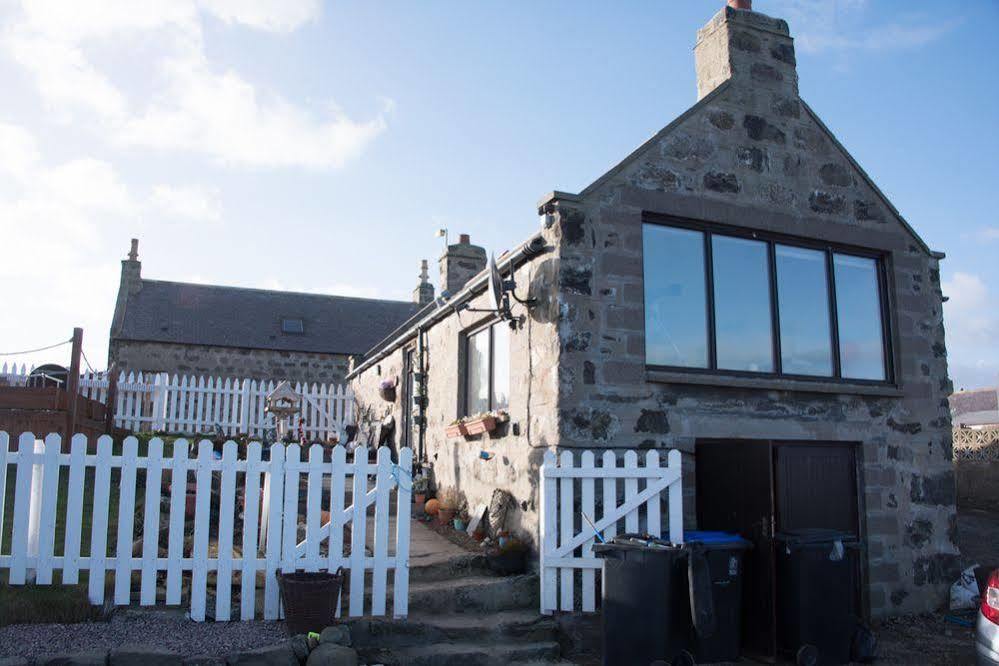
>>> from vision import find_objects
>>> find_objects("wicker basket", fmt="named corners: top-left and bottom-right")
top-left (276, 568), bottom-right (344, 635)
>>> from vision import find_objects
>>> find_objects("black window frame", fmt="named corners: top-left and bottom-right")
top-left (461, 319), bottom-right (509, 416)
top-left (643, 214), bottom-right (894, 385)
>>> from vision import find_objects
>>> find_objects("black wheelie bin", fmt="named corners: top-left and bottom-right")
top-left (774, 528), bottom-right (860, 665)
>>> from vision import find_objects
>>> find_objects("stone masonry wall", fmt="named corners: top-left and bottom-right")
top-left (109, 339), bottom-right (353, 385)
top-left (351, 242), bottom-right (562, 546)
top-left (542, 6), bottom-right (957, 619)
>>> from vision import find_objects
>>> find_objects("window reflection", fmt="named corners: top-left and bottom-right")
top-left (712, 235), bottom-right (773, 372)
top-left (834, 254), bottom-right (886, 380)
top-left (776, 245), bottom-right (833, 376)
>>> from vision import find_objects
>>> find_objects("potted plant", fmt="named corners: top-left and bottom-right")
top-left (487, 535), bottom-right (529, 575)
top-left (378, 377), bottom-right (397, 402)
top-left (445, 418), bottom-right (469, 438)
top-left (412, 476), bottom-right (430, 515)
top-left (437, 488), bottom-right (460, 525)
top-left (453, 508), bottom-right (468, 532)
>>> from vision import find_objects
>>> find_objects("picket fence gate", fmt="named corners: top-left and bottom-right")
top-left (0, 431), bottom-right (411, 621)
top-left (539, 448), bottom-right (683, 614)
top-left (0, 364), bottom-right (352, 441)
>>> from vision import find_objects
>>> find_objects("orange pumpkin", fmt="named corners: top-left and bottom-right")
top-left (424, 498), bottom-right (440, 516)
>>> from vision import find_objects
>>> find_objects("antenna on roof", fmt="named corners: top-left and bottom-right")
top-left (458, 252), bottom-right (536, 323)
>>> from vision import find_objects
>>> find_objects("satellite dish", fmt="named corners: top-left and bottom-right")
top-left (488, 253), bottom-right (504, 314)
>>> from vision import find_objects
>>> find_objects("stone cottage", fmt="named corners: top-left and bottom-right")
top-left (108, 239), bottom-right (426, 384)
top-left (348, 0), bottom-right (957, 633)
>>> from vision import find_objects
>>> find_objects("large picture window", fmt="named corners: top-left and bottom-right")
top-left (643, 219), bottom-right (891, 383)
top-left (465, 321), bottom-right (510, 415)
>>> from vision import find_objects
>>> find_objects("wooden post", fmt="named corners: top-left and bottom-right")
top-left (105, 365), bottom-right (119, 435)
top-left (64, 327), bottom-right (83, 445)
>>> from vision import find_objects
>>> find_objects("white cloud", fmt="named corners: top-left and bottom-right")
top-left (771, 1), bottom-right (960, 55)
top-left (0, 0), bottom-right (385, 169)
top-left (151, 184), bottom-right (222, 222)
top-left (943, 272), bottom-right (999, 389)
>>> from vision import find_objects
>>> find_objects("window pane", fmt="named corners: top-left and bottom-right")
top-left (712, 236), bottom-right (773, 372)
top-left (643, 225), bottom-right (708, 368)
top-left (492, 323), bottom-right (510, 410)
top-left (776, 245), bottom-right (833, 376)
top-left (834, 254), bottom-right (886, 380)
top-left (466, 328), bottom-right (490, 415)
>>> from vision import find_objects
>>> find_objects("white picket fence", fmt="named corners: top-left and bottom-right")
top-left (539, 448), bottom-right (683, 614)
top-left (0, 364), bottom-right (352, 441)
top-left (0, 431), bottom-right (412, 621)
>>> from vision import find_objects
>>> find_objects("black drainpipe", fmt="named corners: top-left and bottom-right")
top-left (416, 324), bottom-right (427, 464)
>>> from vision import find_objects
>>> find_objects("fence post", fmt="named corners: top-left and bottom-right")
top-left (151, 372), bottom-right (169, 431)
top-left (240, 379), bottom-right (252, 435)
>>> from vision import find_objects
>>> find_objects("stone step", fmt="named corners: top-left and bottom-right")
top-left (408, 573), bottom-right (539, 614)
top-left (357, 639), bottom-right (562, 666)
top-left (409, 551), bottom-right (494, 583)
top-left (346, 609), bottom-right (557, 649)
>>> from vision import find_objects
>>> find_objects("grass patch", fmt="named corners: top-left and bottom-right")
top-left (0, 582), bottom-right (100, 626)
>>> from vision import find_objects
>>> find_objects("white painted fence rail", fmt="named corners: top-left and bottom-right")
top-left (0, 365), bottom-right (352, 441)
top-left (539, 448), bottom-right (683, 614)
top-left (0, 431), bottom-right (412, 621)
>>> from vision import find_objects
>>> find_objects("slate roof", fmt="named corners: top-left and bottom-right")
top-left (115, 280), bottom-right (421, 356)
top-left (950, 387), bottom-right (999, 427)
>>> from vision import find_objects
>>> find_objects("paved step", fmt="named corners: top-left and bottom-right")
top-left (346, 609), bottom-right (557, 649)
top-left (409, 551), bottom-right (494, 583)
top-left (408, 573), bottom-right (538, 614)
top-left (357, 639), bottom-right (562, 666)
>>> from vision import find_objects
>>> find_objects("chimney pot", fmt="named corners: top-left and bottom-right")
top-left (128, 238), bottom-right (139, 261)
top-left (727, 0), bottom-right (751, 9)
top-left (459, 233), bottom-right (471, 245)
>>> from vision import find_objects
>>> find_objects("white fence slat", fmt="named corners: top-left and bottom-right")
top-left (35, 433), bottom-right (61, 584)
top-left (304, 444), bottom-right (323, 572)
top-left (166, 440), bottom-right (188, 605)
top-left (189, 440), bottom-right (213, 621)
top-left (263, 444), bottom-right (286, 620)
top-left (0, 432), bottom-right (8, 559)
top-left (645, 450), bottom-right (661, 538)
top-left (623, 450), bottom-right (639, 534)
top-left (370, 447), bottom-right (392, 616)
top-left (393, 447), bottom-right (413, 619)
top-left (240, 441), bottom-right (263, 620)
top-left (540, 450), bottom-right (557, 615)
top-left (281, 444), bottom-right (301, 581)
top-left (88, 436), bottom-right (114, 604)
top-left (602, 451), bottom-right (617, 545)
top-left (114, 437), bottom-right (139, 605)
top-left (62, 434), bottom-right (87, 585)
top-left (348, 446), bottom-right (368, 617)
top-left (215, 440), bottom-right (238, 621)
top-left (580, 450), bottom-right (596, 612)
top-left (329, 445), bottom-right (347, 617)
top-left (140, 438), bottom-right (164, 604)
top-left (558, 450), bottom-right (574, 612)
top-left (668, 449), bottom-right (683, 545)
top-left (9, 433), bottom-right (37, 584)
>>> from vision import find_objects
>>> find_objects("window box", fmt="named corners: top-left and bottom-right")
top-left (445, 411), bottom-right (508, 438)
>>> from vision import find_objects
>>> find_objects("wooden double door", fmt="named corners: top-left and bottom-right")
top-left (695, 439), bottom-right (864, 661)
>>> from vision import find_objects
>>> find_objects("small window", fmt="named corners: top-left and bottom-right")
top-left (464, 321), bottom-right (510, 415)
top-left (281, 318), bottom-right (304, 334)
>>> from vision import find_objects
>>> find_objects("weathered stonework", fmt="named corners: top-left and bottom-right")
top-left (109, 339), bottom-right (352, 384)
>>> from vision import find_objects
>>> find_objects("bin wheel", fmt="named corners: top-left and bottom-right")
top-left (796, 644), bottom-right (819, 666)
top-left (670, 650), bottom-right (696, 666)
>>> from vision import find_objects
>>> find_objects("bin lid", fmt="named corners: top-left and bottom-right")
top-left (683, 530), bottom-right (751, 548)
top-left (593, 533), bottom-right (683, 557)
top-left (774, 528), bottom-right (858, 545)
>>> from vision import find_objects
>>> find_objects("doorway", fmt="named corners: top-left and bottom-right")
top-left (695, 439), bottom-right (864, 660)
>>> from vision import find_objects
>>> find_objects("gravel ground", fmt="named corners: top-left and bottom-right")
top-left (0, 608), bottom-right (287, 659)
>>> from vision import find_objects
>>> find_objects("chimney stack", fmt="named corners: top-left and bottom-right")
top-left (413, 259), bottom-right (435, 305)
top-left (439, 233), bottom-right (486, 296)
top-left (111, 238), bottom-right (143, 338)
top-left (695, 1), bottom-right (797, 101)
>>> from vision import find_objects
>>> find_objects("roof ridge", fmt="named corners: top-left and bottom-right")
top-left (140, 278), bottom-right (416, 307)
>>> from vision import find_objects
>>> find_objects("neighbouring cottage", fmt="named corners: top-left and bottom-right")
top-left (108, 239), bottom-right (427, 384)
top-left (348, 0), bottom-right (957, 635)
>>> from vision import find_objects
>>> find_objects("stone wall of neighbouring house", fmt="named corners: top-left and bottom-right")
top-left (109, 339), bottom-right (353, 384)
top-left (539, 21), bottom-right (956, 615)
top-left (351, 242), bottom-right (563, 546)
top-left (956, 460), bottom-right (999, 512)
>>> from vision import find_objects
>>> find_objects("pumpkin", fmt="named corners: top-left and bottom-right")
top-left (424, 498), bottom-right (440, 516)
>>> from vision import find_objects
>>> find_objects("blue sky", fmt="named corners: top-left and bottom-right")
top-left (1, 0), bottom-right (997, 390)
